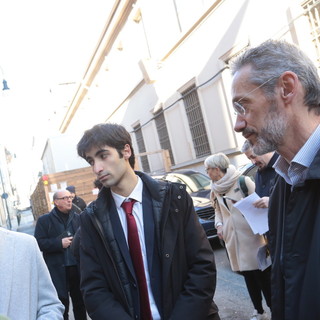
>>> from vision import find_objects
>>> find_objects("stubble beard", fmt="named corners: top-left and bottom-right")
top-left (253, 101), bottom-right (287, 155)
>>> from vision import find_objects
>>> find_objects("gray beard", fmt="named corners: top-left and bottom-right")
top-left (253, 104), bottom-right (287, 155)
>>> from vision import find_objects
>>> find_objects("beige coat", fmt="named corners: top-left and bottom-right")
top-left (212, 176), bottom-right (266, 272)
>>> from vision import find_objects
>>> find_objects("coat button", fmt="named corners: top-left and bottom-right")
top-left (177, 195), bottom-right (181, 199)
top-left (165, 253), bottom-right (170, 258)
top-left (175, 208), bottom-right (179, 212)
top-left (179, 185), bottom-right (183, 189)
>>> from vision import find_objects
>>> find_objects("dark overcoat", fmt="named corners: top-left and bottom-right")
top-left (269, 149), bottom-right (320, 320)
top-left (79, 171), bottom-right (219, 320)
top-left (34, 207), bottom-right (80, 299)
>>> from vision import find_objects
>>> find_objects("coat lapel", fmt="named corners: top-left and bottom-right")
top-left (142, 186), bottom-right (155, 274)
top-left (108, 199), bottom-right (136, 279)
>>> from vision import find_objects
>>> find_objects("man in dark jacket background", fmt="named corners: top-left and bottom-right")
top-left (34, 189), bottom-right (87, 320)
top-left (66, 185), bottom-right (87, 211)
top-left (232, 39), bottom-right (320, 319)
top-left (242, 140), bottom-right (279, 208)
top-left (76, 123), bottom-right (220, 320)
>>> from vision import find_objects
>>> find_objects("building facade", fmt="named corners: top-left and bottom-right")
top-left (51, 0), bottom-right (320, 175)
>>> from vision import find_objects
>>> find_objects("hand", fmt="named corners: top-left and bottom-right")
top-left (217, 225), bottom-right (224, 240)
top-left (62, 236), bottom-right (73, 248)
top-left (253, 196), bottom-right (269, 209)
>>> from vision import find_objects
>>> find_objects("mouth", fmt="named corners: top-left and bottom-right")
top-left (98, 173), bottom-right (110, 182)
top-left (242, 128), bottom-right (257, 141)
top-left (243, 132), bottom-right (253, 140)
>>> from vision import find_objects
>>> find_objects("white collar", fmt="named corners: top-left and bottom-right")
top-left (111, 175), bottom-right (143, 208)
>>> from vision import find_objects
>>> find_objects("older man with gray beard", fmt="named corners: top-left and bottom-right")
top-left (231, 40), bottom-right (320, 320)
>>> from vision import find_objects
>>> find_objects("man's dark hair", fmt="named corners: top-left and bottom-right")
top-left (77, 123), bottom-right (135, 169)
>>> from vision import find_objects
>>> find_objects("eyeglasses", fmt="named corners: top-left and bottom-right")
top-left (233, 76), bottom-right (278, 116)
top-left (56, 196), bottom-right (74, 201)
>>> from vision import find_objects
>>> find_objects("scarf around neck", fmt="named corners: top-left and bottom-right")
top-left (211, 164), bottom-right (242, 195)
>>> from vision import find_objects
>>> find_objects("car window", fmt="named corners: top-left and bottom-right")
top-left (239, 163), bottom-right (258, 181)
top-left (168, 173), bottom-right (210, 193)
top-left (188, 173), bottom-right (211, 190)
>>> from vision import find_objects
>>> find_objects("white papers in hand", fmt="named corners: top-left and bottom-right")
top-left (233, 192), bottom-right (269, 235)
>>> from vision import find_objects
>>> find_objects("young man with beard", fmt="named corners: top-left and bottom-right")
top-left (76, 123), bottom-right (220, 320)
top-left (231, 39), bottom-right (320, 320)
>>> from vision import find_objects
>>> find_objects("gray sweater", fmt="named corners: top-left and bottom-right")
top-left (0, 228), bottom-right (64, 319)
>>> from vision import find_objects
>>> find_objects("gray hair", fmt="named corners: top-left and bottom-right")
top-left (53, 189), bottom-right (70, 200)
top-left (204, 153), bottom-right (230, 172)
top-left (241, 140), bottom-right (252, 153)
top-left (230, 39), bottom-right (320, 113)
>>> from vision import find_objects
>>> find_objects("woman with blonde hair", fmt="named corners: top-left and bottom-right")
top-left (205, 153), bottom-right (270, 320)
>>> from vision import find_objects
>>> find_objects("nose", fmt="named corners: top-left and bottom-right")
top-left (92, 160), bottom-right (104, 175)
top-left (233, 114), bottom-right (246, 133)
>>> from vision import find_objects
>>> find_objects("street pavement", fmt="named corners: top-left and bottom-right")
top-left (12, 213), bottom-right (270, 320)
top-left (212, 239), bottom-right (271, 320)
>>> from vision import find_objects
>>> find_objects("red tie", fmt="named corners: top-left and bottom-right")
top-left (121, 199), bottom-right (152, 320)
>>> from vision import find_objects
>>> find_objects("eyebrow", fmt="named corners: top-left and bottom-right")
top-left (85, 148), bottom-right (109, 162)
top-left (232, 93), bottom-right (248, 105)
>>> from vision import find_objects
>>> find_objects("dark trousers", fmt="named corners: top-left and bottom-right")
top-left (242, 267), bottom-right (271, 314)
top-left (59, 266), bottom-right (87, 320)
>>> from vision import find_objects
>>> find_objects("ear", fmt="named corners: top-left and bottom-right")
top-left (122, 144), bottom-right (132, 160)
top-left (279, 71), bottom-right (298, 103)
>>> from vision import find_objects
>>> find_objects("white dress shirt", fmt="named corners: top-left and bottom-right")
top-left (274, 124), bottom-right (320, 186)
top-left (111, 176), bottom-right (161, 320)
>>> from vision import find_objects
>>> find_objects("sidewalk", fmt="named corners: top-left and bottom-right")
top-left (12, 210), bottom-right (36, 235)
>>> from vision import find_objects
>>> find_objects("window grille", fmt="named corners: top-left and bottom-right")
top-left (134, 124), bottom-right (151, 172)
top-left (302, 0), bottom-right (320, 66)
top-left (154, 110), bottom-right (175, 165)
top-left (181, 84), bottom-right (211, 158)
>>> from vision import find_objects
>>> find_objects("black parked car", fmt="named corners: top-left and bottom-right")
top-left (151, 164), bottom-right (258, 240)
top-left (151, 170), bottom-right (216, 239)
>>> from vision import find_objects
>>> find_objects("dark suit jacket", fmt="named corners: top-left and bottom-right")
top-left (108, 186), bottom-right (162, 315)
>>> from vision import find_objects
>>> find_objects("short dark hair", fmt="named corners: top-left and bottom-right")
top-left (77, 123), bottom-right (135, 169)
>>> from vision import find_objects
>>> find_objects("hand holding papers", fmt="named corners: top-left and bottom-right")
top-left (233, 192), bottom-right (269, 235)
